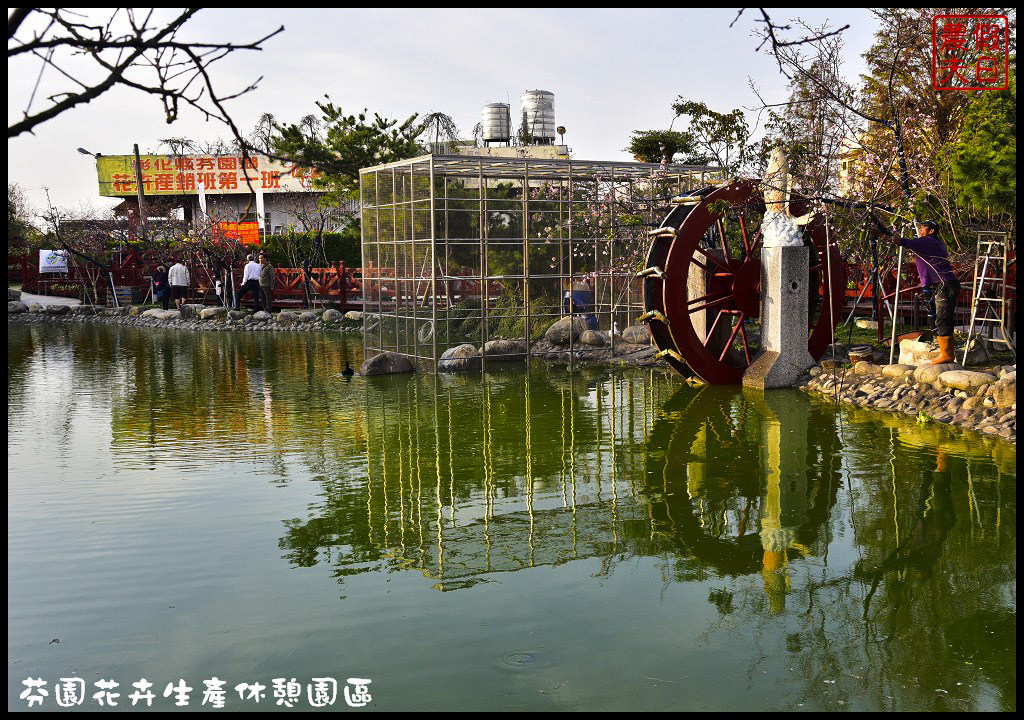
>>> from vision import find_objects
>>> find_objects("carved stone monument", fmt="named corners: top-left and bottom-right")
top-left (743, 148), bottom-right (815, 389)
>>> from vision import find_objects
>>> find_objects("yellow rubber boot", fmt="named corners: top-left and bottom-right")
top-left (929, 335), bottom-right (955, 365)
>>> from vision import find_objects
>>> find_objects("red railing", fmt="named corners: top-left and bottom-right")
top-left (8, 254), bottom-right (363, 310)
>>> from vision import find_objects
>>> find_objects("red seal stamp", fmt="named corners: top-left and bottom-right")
top-left (932, 14), bottom-right (1009, 90)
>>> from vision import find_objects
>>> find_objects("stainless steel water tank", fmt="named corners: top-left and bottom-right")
top-left (520, 90), bottom-right (555, 143)
top-left (481, 103), bottom-right (511, 143)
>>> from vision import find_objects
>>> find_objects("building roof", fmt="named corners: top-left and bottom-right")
top-left (360, 153), bottom-right (725, 182)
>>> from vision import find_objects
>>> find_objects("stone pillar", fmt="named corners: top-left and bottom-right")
top-left (743, 245), bottom-right (815, 389)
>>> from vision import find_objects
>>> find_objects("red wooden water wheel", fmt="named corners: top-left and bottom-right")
top-left (641, 179), bottom-right (845, 384)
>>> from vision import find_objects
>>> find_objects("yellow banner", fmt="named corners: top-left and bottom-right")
top-left (96, 154), bottom-right (316, 197)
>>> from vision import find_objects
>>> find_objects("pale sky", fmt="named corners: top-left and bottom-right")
top-left (8, 8), bottom-right (878, 217)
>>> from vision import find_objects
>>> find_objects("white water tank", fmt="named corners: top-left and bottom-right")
top-left (520, 90), bottom-right (555, 144)
top-left (481, 103), bottom-right (511, 143)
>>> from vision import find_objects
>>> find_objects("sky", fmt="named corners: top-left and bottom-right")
top-left (8, 8), bottom-right (879, 217)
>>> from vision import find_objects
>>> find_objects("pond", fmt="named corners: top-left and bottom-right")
top-left (7, 323), bottom-right (1016, 711)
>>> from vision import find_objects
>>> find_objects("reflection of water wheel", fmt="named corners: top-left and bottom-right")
top-left (641, 180), bottom-right (845, 384)
top-left (642, 385), bottom-right (842, 576)
top-left (643, 385), bottom-right (764, 575)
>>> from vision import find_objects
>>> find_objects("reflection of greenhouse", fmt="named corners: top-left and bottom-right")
top-left (359, 155), bottom-right (724, 370)
top-left (360, 371), bottom-right (678, 588)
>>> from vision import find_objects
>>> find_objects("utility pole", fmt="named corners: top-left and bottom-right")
top-left (133, 143), bottom-right (147, 241)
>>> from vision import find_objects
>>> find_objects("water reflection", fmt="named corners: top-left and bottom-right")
top-left (7, 324), bottom-right (1016, 711)
top-left (282, 368), bottom-right (680, 588)
top-left (281, 370), bottom-right (1014, 709)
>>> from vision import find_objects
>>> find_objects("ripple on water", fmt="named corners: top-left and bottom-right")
top-left (498, 648), bottom-right (552, 671)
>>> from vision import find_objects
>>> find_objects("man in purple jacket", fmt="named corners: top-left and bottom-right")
top-left (894, 220), bottom-right (960, 364)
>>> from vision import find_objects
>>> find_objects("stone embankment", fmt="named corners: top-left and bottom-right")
top-left (8, 301), bottom-right (364, 333)
top-left (528, 317), bottom-right (665, 368)
top-left (800, 339), bottom-right (1015, 443)
top-left (360, 318), bottom-right (668, 375)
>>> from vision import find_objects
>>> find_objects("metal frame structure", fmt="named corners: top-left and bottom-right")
top-left (360, 154), bottom-right (724, 370)
top-left (963, 230), bottom-right (1015, 361)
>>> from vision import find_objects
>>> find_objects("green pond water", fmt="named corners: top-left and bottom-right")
top-left (7, 323), bottom-right (1016, 711)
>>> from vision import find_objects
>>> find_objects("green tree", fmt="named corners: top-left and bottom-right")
top-left (8, 183), bottom-right (40, 250)
top-left (272, 99), bottom-right (425, 203)
top-left (951, 58), bottom-right (1016, 221)
top-left (669, 99), bottom-right (750, 173)
top-left (627, 99), bottom-right (749, 173)
top-left (626, 129), bottom-right (695, 164)
top-left (269, 99), bottom-right (426, 305)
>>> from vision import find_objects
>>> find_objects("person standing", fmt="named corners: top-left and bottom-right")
top-left (236, 253), bottom-right (262, 310)
top-left (890, 219), bottom-right (960, 365)
top-left (168, 258), bottom-right (190, 309)
top-left (153, 264), bottom-right (170, 310)
top-left (258, 252), bottom-right (275, 313)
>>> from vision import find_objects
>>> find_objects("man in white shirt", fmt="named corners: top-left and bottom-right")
top-left (236, 253), bottom-right (262, 310)
top-left (167, 259), bottom-right (190, 309)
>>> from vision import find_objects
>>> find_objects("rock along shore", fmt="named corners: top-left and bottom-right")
top-left (799, 357), bottom-right (1016, 443)
top-left (8, 301), bottom-right (365, 334)
top-left (360, 321), bottom-right (669, 375)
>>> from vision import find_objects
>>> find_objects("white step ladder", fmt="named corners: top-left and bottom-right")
top-left (962, 231), bottom-right (1014, 363)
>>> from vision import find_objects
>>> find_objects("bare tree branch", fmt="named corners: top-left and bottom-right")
top-left (8, 8), bottom-right (32, 39)
top-left (8, 8), bottom-right (283, 140)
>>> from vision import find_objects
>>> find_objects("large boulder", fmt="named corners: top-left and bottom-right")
top-left (8, 301), bottom-right (28, 314)
top-left (344, 310), bottom-right (364, 321)
top-left (544, 316), bottom-right (589, 346)
top-left (620, 323), bottom-right (652, 345)
top-left (141, 308), bottom-right (164, 318)
top-left (44, 304), bottom-right (71, 315)
top-left (853, 361), bottom-right (880, 375)
top-left (199, 306), bottom-right (228, 321)
top-left (360, 351), bottom-right (415, 376)
top-left (913, 362), bottom-right (961, 384)
top-left (276, 311), bottom-right (299, 324)
top-left (70, 304), bottom-right (99, 315)
top-left (8, 288), bottom-right (22, 301)
top-left (898, 339), bottom-right (936, 366)
top-left (823, 343), bottom-right (849, 362)
top-left (992, 379), bottom-right (1016, 408)
top-left (439, 343), bottom-right (482, 372)
top-left (128, 306), bottom-right (145, 316)
top-left (178, 303), bottom-right (206, 320)
top-left (881, 363), bottom-right (915, 378)
top-left (299, 311), bottom-right (320, 323)
top-left (157, 310), bottom-right (181, 321)
top-left (483, 339), bottom-right (528, 360)
top-left (252, 311), bottom-right (271, 322)
top-left (961, 336), bottom-right (990, 366)
top-left (580, 330), bottom-right (608, 347)
top-left (323, 308), bottom-right (343, 323)
top-left (28, 302), bottom-right (44, 313)
top-left (939, 370), bottom-right (997, 391)
top-left (227, 309), bottom-right (250, 321)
